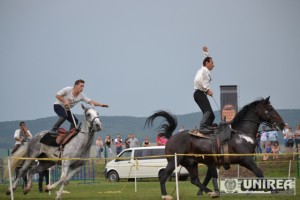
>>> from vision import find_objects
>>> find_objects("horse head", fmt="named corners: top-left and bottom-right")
top-left (81, 104), bottom-right (102, 132)
top-left (255, 96), bottom-right (285, 131)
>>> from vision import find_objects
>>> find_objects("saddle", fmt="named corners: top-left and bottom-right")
top-left (189, 122), bottom-right (232, 169)
top-left (40, 128), bottom-right (78, 147)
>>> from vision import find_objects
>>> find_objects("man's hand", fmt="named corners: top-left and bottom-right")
top-left (63, 100), bottom-right (70, 108)
top-left (207, 89), bottom-right (213, 96)
top-left (203, 46), bottom-right (208, 52)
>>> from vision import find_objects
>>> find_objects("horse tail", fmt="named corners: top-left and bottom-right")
top-left (4, 143), bottom-right (29, 178)
top-left (145, 110), bottom-right (178, 139)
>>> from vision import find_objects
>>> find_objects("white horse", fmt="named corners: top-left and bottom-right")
top-left (6, 104), bottom-right (102, 200)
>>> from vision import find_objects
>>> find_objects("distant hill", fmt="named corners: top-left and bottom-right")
top-left (0, 109), bottom-right (299, 150)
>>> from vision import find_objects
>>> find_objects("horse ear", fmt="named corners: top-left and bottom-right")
top-left (265, 96), bottom-right (270, 104)
top-left (81, 103), bottom-right (86, 110)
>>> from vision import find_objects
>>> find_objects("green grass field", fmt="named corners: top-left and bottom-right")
top-left (1, 157), bottom-right (300, 200)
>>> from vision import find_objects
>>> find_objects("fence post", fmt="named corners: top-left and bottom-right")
top-left (296, 142), bottom-right (299, 178)
top-left (288, 160), bottom-right (291, 178)
top-left (174, 153), bottom-right (179, 200)
top-left (8, 158), bottom-right (14, 200)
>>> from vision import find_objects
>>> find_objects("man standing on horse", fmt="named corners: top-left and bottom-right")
top-left (50, 79), bottom-right (109, 135)
top-left (193, 46), bottom-right (215, 133)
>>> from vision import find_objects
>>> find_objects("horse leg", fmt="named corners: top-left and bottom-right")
top-left (197, 165), bottom-right (212, 196)
top-left (160, 159), bottom-right (176, 200)
top-left (182, 163), bottom-right (217, 198)
top-left (55, 166), bottom-right (81, 200)
top-left (23, 161), bottom-right (54, 194)
top-left (6, 159), bottom-right (32, 195)
top-left (240, 157), bottom-right (264, 177)
top-left (45, 160), bottom-right (70, 192)
top-left (198, 164), bottom-right (219, 197)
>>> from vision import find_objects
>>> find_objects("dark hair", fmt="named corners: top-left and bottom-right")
top-left (19, 121), bottom-right (25, 126)
top-left (74, 79), bottom-right (85, 86)
top-left (202, 56), bottom-right (212, 66)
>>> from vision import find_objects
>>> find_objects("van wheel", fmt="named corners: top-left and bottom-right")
top-left (107, 171), bottom-right (119, 182)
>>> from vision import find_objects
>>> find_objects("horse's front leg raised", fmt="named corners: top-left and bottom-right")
top-left (55, 166), bottom-right (82, 200)
top-left (45, 160), bottom-right (70, 192)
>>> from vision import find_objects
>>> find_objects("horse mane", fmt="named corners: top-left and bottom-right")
top-left (231, 98), bottom-right (264, 125)
top-left (145, 110), bottom-right (178, 139)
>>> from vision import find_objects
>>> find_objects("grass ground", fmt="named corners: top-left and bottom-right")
top-left (0, 156), bottom-right (299, 200)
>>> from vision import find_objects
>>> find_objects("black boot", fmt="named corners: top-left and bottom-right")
top-left (199, 112), bottom-right (215, 133)
top-left (50, 117), bottom-right (65, 136)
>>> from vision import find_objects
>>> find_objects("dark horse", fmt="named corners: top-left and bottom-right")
top-left (145, 97), bottom-right (285, 199)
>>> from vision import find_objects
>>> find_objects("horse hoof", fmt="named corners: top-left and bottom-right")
top-left (23, 187), bottom-right (30, 195)
top-left (6, 189), bottom-right (11, 195)
top-left (162, 195), bottom-right (173, 200)
top-left (208, 191), bottom-right (219, 198)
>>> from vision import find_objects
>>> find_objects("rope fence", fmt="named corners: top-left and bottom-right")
top-left (0, 152), bottom-right (299, 199)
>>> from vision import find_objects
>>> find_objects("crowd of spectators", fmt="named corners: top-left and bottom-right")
top-left (256, 123), bottom-right (300, 161)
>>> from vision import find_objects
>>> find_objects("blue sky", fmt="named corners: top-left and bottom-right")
top-left (0, 0), bottom-right (299, 122)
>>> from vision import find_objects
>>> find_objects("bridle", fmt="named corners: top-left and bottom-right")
top-left (238, 106), bottom-right (279, 129)
top-left (83, 109), bottom-right (101, 133)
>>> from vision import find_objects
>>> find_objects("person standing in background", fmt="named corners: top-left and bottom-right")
top-left (293, 125), bottom-right (300, 159)
top-left (142, 137), bottom-right (151, 147)
top-left (284, 127), bottom-right (295, 159)
top-left (95, 136), bottom-right (104, 159)
top-left (282, 123), bottom-right (289, 149)
top-left (268, 127), bottom-right (278, 145)
top-left (125, 134), bottom-right (130, 149)
top-left (260, 126), bottom-right (268, 154)
top-left (114, 134), bottom-right (123, 155)
top-left (38, 168), bottom-right (49, 193)
top-left (127, 134), bottom-right (139, 148)
top-left (255, 131), bottom-right (262, 154)
top-left (105, 135), bottom-right (113, 156)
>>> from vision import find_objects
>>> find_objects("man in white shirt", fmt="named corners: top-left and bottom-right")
top-left (268, 127), bottom-right (278, 145)
top-left (50, 79), bottom-right (109, 135)
top-left (193, 46), bottom-right (215, 133)
top-left (12, 121), bottom-right (32, 189)
top-left (127, 134), bottom-right (139, 148)
top-left (12, 121), bottom-right (32, 154)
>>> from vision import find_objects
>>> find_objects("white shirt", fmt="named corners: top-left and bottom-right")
top-left (194, 66), bottom-right (211, 91)
top-left (54, 87), bottom-right (91, 109)
top-left (14, 129), bottom-right (32, 145)
top-left (268, 130), bottom-right (278, 141)
top-left (260, 131), bottom-right (268, 142)
top-left (283, 128), bottom-right (289, 139)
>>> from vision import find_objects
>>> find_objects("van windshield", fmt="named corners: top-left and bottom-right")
top-left (134, 148), bottom-right (166, 160)
top-left (116, 150), bottom-right (132, 162)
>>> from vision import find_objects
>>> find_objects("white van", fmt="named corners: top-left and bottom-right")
top-left (104, 146), bottom-right (189, 182)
